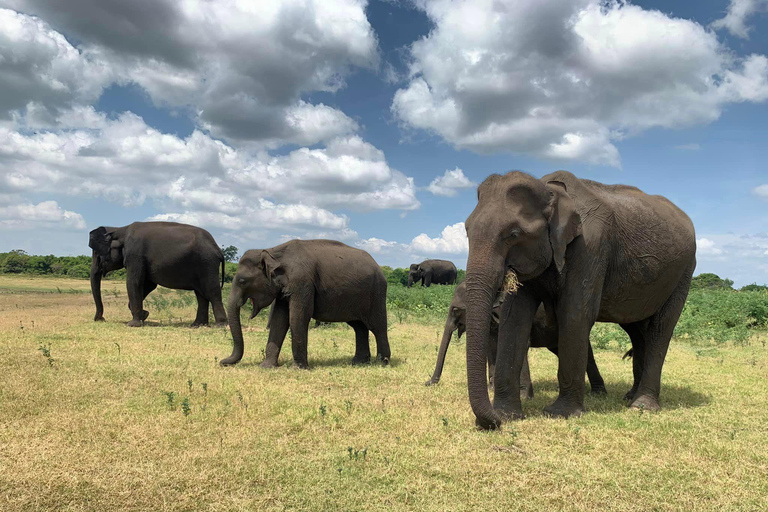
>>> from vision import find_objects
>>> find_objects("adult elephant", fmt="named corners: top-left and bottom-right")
top-left (221, 239), bottom-right (391, 368)
top-left (88, 222), bottom-right (227, 327)
top-left (464, 170), bottom-right (695, 428)
top-left (425, 281), bottom-right (606, 398)
top-left (408, 259), bottom-right (457, 287)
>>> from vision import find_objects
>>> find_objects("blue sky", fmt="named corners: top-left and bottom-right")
top-left (0, 0), bottom-right (767, 286)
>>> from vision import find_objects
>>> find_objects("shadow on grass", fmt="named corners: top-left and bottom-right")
top-left (236, 355), bottom-right (400, 370)
top-left (521, 379), bottom-right (710, 417)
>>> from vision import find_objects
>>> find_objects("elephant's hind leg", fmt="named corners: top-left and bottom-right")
top-left (368, 308), bottom-right (391, 364)
top-left (192, 291), bottom-right (210, 327)
top-left (627, 269), bottom-right (692, 412)
top-left (348, 321), bottom-right (371, 365)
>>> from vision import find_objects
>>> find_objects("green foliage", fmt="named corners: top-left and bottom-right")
top-left (741, 283), bottom-right (768, 292)
top-left (691, 273), bottom-right (734, 290)
top-left (0, 251), bottom-right (122, 280)
top-left (223, 262), bottom-right (238, 283)
top-left (674, 289), bottom-right (768, 345)
top-left (221, 245), bottom-right (239, 262)
top-left (381, 266), bottom-right (410, 287)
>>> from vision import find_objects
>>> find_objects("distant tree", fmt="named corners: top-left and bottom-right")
top-left (1, 250), bottom-right (30, 273)
top-left (221, 245), bottom-right (239, 262)
top-left (741, 283), bottom-right (768, 292)
top-left (387, 268), bottom-right (410, 287)
top-left (690, 273), bottom-right (734, 290)
top-left (456, 269), bottom-right (466, 283)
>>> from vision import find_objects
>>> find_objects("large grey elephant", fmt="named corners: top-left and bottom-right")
top-left (221, 239), bottom-right (391, 368)
top-left (408, 259), bottom-right (457, 287)
top-left (425, 281), bottom-right (606, 398)
top-left (88, 222), bottom-right (227, 327)
top-left (464, 170), bottom-right (696, 428)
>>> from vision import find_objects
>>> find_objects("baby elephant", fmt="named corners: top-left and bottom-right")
top-left (426, 281), bottom-right (606, 398)
top-left (221, 239), bottom-right (391, 369)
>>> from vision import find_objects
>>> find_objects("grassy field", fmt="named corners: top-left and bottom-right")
top-left (1, 275), bottom-right (767, 511)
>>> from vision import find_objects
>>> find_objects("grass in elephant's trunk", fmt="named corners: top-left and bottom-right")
top-left (2, 275), bottom-right (768, 511)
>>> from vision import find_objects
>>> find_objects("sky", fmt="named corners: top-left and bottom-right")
top-left (0, 0), bottom-right (767, 286)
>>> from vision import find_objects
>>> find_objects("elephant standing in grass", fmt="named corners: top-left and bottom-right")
top-left (464, 170), bottom-right (695, 429)
top-left (221, 240), bottom-right (391, 369)
top-left (426, 281), bottom-right (606, 398)
top-left (88, 222), bottom-right (227, 327)
top-left (408, 259), bottom-right (457, 287)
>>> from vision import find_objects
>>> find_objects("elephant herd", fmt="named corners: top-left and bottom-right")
top-left (89, 170), bottom-right (696, 429)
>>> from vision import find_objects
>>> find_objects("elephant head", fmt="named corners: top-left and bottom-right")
top-left (463, 172), bottom-right (582, 427)
top-left (88, 226), bottom-right (124, 321)
top-left (221, 249), bottom-right (285, 366)
top-left (407, 263), bottom-right (423, 287)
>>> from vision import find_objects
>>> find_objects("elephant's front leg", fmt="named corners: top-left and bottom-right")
top-left (125, 268), bottom-right (148, 327)
top-left (261, 299), bottom-right (289, 368)
top-left (493, 291), bottom-right (539, 420)
top-left (192, 291), bottom-right (210, 327)
top-left (586, 343), bottom-right (607, 395)
top-left (519, 351), bottom-right (534, 399)
top-left (288, 296), bottom-right (313, 369)
top-left (543, 309), bottom-right (593, 419)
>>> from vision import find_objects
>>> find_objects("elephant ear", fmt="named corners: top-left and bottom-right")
top-left (545, 180), bottom-right (582, 273)
top-left (88, 227), bottom-right (112, 255)
top-left (261, 250), bottom-right (288, 290)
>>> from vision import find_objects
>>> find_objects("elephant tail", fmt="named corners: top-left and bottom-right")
top-left (220, 257), bottom-right (226, 289)
top-left (622, 349), bottom-right (634, 360)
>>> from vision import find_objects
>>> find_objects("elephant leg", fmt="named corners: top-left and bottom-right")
top-left (628, 273), bottom-right (691, 412)
top-left (424, 273), bottom-right (432, 287)
top-left (140, 281), bottom-right (156, 321)
top-left (369, 306), bottom-right (391, 364)
top-left (586, 342), bottom-right (607, 395)
top-left (288, 298), bottom-right (312, 369)
top-left (261, 299), bottom-right (289, 368)
top-left (519, 350), bottom-right (534, 399)
top-left (125, 268), bottom-right (147, 327)
top-left (210, 294), bottom-right (228, 327)
top-left (620, 322), bottom-right (645, 402)
top-left (349, 321), bottom-right (371, 365)
top-left (192, 291), bottom-right (209, 327)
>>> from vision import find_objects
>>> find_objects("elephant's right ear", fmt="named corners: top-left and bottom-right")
top-left (545, 181), bottom-right (582, 274)
top-left (88, 227), bottom-right (112, 254)
top-left (261, 250), bottom-right (288, 289)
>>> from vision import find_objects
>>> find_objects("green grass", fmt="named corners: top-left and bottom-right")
top-left (1, 276), bottom-right (767, 511)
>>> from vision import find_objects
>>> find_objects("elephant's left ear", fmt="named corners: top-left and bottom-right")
top-left (545, 180), bottom-right (582, 273)
top-left (261, 251), bottom-right (288, 289)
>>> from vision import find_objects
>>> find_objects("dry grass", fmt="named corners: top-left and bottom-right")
top-left (1, 276), bottom-right (767, 511)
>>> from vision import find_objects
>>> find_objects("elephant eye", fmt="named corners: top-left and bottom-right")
top-left (238, 278), bottom-right (246, 285)
top-left (508, 228), bottom-right (522, 239)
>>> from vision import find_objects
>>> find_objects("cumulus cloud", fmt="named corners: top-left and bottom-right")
top-left (0, 200), bottom-right (86, 230)
top-left (2, 0), bottom-right (378, 147)
top-left (392, 0), bottom-right (768, 167)
top-left (712, 0), bottom-right (768, 39)
top-left (0, 108), bottom-right (417, 237)
top-left (410, 222), bottom-right (468, 254)
top-left (697, 238), bottom-right (724, 256)
top-left (753, 184), bottom-right (768, 198)
top-left (427, 168), bottom-right (476, 197)
top-left (356, 237), bottom-right (401, 253)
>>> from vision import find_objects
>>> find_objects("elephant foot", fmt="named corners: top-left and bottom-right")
top-left (190, 321), bottom-right (208, 328)
top-left (520, 386), bottom-right (534, 400)
top-left (94, 315), bottom-right (105, 322)
top-left (293, 360), bottom-right (310, 370)
top-left (590, 385), bottom-right (608, 396)
top-left (425, 378), bottom-right (439, 386)
top-left (259, 359), bottom-right (278, 369)
top-left (628, 394), bottom-right (661, 412)
top-left (543, 398), bottom-right (584, 419)
top-left (623, 388), bottom-right (638, 401)
top-left (351, 354), bottom-right (371, 365)
top-left (220, 355), bottom-right (242, 367)
top-left (126, 319), bottom-right (143, 327)
top-left (140, 310), bottom-right (150, 321)
top-left (376, 353), bottom-right (390, 365)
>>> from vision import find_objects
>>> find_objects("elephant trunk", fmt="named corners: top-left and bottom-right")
top-left (90, 253), bottom-right (105, 321)
top-left (465, 249), bottom-right (505, 429)
top-left (221, 288), bottom-right (246, 366)
top-left (426, 315), bottom-right (458, 386)
top-left (407, 274), bottom-right (414, 287)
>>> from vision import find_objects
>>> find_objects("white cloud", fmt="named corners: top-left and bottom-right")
top-left (410, 222), bottom-right (468, 254)
top-left (1, 1), bottom-right (378, 147)
top-left (392, 0), bottom-right (768, 167)
top-left (697, 238), bottom-right (724, 256)
top-left (712, 0), bottom-right (768, 39)
top-left (753, 184), bottom-right (768, 198)
top-left (427, 168), bottom-right (477, 197)
top-left (0, 200), bottom-right (86, 230)
top-left (356, 237), bottom-right (400, 253)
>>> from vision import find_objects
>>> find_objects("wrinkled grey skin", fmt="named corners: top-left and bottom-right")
top-left (408, 259), bottom-right (457, 287)
top-left (222, 239), bottom-right (391, 369)
top-left (89, 222), bottom-right (227, 327)
top-left (464, 171), bottom-right (696, 429)
top-left (425, 282), bottom-right (606, 398)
